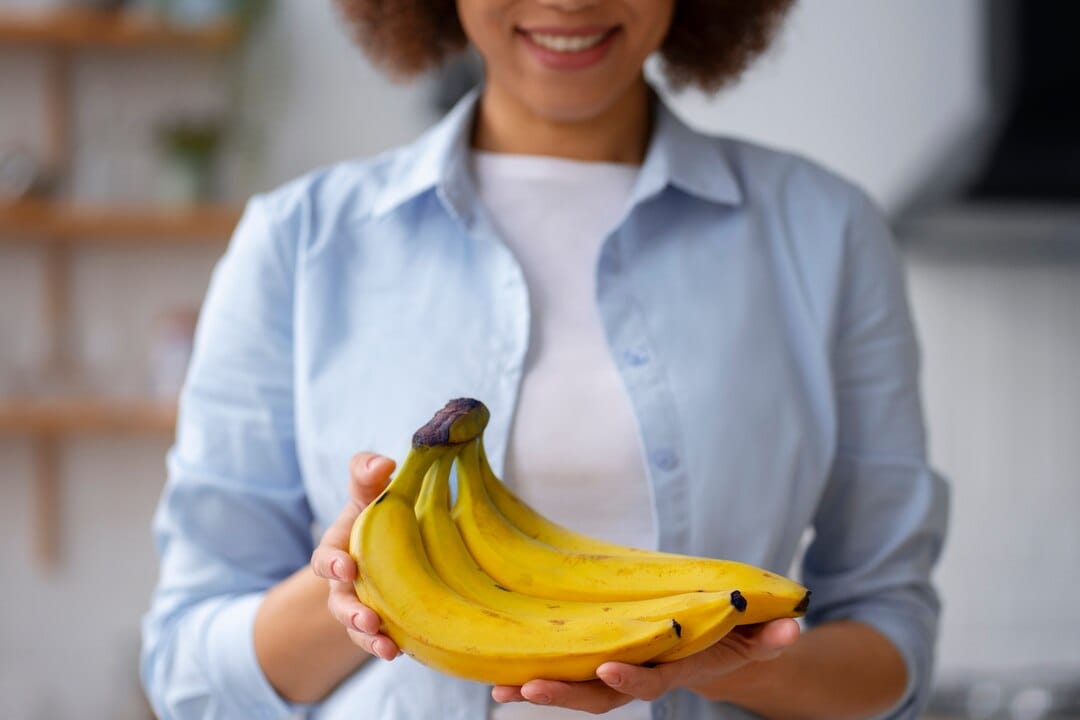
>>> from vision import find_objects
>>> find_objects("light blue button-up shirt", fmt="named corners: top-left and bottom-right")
top-left (141, 89), bottom-right (948, 720)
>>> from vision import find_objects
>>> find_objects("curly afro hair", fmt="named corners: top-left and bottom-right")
top-left (336, 0), bottom-right (794, 93)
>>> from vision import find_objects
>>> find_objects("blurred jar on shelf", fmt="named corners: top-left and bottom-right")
top-left (149, 0), bottom-right (237, 25)
top-left (0, 146), bottom-right (54, 201)
top-left (0, 336), bottom-right (38, 398)
top-left (148, 308), bottom-right (198, 400)
top-left (65, 0), bottom-right (132, 11)
top-left (154, 118), bottom-right (223, 206)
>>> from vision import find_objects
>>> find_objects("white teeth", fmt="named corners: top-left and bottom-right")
top-left (527, 31), bottom-right (607, 53)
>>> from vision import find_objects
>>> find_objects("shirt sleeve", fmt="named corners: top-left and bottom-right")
top-left (801, 190), bottom-right (950, 719)
top-left (140, 196), bottom-right (315, 719)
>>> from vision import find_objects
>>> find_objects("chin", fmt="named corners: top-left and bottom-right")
top-left (518, 83), bottom-right (631, 125)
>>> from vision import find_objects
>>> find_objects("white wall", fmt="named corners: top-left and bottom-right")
top-left (236, 0), bottom-right (436, 190)
top-left (662, 0), bottom-right (989, 213)
top-left (905, 246), bottom-right (1080, 678)
top-left (3, 1), bottom-right (1075, 718)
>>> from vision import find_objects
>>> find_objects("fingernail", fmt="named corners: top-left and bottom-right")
top-left (351, 613), bottom-right (366, 633)
top-left (330, 559), bottom-right (341, 579)
top-left (603, 672), bottom-right (623, 687)
top-left (375, 638), bottom-right (394, 659)
top-left (366, 455), bottom-right (382, 471)
top-left (529, 693), bottom-right (550, 705)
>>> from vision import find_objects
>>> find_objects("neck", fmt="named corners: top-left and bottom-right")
top-left (472, 80), bottom-right (653, 165)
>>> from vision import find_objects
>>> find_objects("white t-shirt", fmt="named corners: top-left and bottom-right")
top-left (472, 150), bottom-right (657, 720)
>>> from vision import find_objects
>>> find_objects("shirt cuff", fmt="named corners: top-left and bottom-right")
top-left (204, 592), bottom-right (311, 719)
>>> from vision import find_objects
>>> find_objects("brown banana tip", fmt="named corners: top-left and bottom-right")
top-left (672, 619), bottom-right (682, 638)
top-left (412, 398), bottom-right (490, 448)
top-left (730, 590), bottom-right (748, 612)
top-left (794, 591), bottom-right (811, 614)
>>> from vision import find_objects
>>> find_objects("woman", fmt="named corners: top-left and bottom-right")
top-left (141, 1), bottom-right (948, 718)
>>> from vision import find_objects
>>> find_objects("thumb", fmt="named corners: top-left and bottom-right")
top-left (727, 619), bottom-right (801, 662)
top-left (348, 453), bottom-right (397, 507)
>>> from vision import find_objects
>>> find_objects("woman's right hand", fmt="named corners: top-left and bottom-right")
top-left (311, 452), bottom-right (400, 661)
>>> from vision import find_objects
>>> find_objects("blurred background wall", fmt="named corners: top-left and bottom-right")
top-left (1, 0), bottom-right (1077, 718)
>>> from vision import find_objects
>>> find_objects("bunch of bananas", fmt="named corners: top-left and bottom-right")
top-left (349, 398), bottom-right (810, 685)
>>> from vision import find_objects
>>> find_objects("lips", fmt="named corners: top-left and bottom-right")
top-left (516, 25), bottom-right (620, 70)
top-left (528, 31), bottom-right (609, 52)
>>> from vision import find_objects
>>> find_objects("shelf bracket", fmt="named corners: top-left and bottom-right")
top-left (45, 47), bottom-right (71, 188)
top-left (44, 241), bottom-right (71, 380)
top-left (33, 435), bottom-right (61, 570)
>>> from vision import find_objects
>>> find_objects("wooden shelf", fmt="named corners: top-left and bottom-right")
top-left (0, 5), bottom-right (247, 570)
top-left (0, 398), bottom-right (176, 436)
top-left (0, 397), bottom-right (176, 568)
top-left (0, 8), bottom-right (241, 52)
top-left (0, 199), bottom-right (240, 243)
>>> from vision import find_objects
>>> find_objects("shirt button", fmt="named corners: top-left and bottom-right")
top-left (619, 349), bottom-right (650, 368)
top-left (650, 449), bottom-right (679, 472)
top-left (598, 252), bottom-right (618, 275)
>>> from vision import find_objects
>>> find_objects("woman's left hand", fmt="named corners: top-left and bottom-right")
top-left (491, 618), bottom-right (801, 713)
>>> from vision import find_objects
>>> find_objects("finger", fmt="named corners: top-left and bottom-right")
top-left (597, 662), bottom-right (672, 701)
top-left (348, 453), bottom-right (397, 506)
top-left (491, 686), bottom-right (525, 703)
top-left (723, 619), bottom-right (801, 662)
top-left (616, 619), bottom-right (802, 693)
top-left (312, 454), bottom-right (396, 567)
top-left (310, 546), bottom-right (355, 582)
top-left (346, 628), bottom-right (400, 661)
top-left (313, 495), bottom-right (368, 568)
top-left (519, 679), bottom-right (631, 714)
top-left (327, 580), bottom-right (381, 636)
top-left (657, 618), bottom-right (799, 689)
top-left (757, 618), bottom-right (801, 648)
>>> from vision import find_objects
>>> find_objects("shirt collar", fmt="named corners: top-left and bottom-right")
top-left (370, 86), bottom-right (743, 220)
top-left (632, 92), bottom-right (744, 208)
top-left (371, 87), bottom-right (478, 220)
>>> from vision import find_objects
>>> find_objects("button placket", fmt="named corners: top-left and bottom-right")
top-left (596, 232), bottom-right (690, 556)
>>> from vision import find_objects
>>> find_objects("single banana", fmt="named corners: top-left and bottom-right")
top-left (477, 439), bottom-right (651, 555)
top-left (349, 399), bottom-right (682, 684)
top-left (416, 451), bottom-right (745, 663)
top-left (454, 437), bottom-right (811, 625)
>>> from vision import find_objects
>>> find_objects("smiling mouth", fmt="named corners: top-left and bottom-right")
top-left (518, 27), bottom-right (619, 53)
